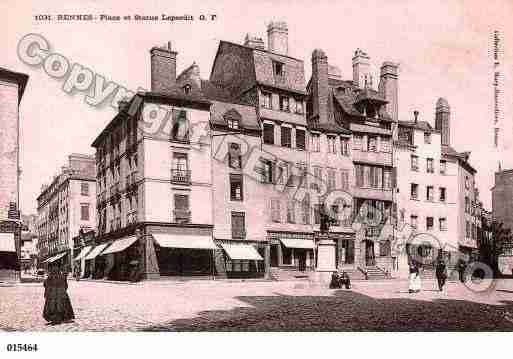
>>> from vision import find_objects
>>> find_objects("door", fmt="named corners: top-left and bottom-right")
top-left (270, 244), bottom-right (279, 267)
top-left (365, 240), bottom-right (375, 266)
top-left (297, 250), bottom-right (307, 271)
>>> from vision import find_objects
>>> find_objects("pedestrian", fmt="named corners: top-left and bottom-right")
top-left (408, 260), bottom-right (421, 293)
top-left (435, 258), bottom-right (448, 292)
top-left (329, 271), bottom-right (341, 289)
top-left (339, 271), bottom-right (351, 289)
top-left (457, 260), bottom-right (466, 283)
top-left (43, 266), bottom-right (75, 325)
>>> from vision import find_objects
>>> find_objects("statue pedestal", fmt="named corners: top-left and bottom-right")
top-left (316, 235), bottom-right (336, 272)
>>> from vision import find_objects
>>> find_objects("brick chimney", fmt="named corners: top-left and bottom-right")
top-left (244, 34), bottom-right (265, 50)
top-left (435, 98), bottom-right (450, 146)
top-left (379, 62), bottom-right (399, 123)
top-left (267, 21), bottom-right (288, 55)
top-left (352, 49), bottom-right (371, 89)
top-left (311, 49), bottom-right (329, 124)
top-left (150, 41), bottom-right (177, 93)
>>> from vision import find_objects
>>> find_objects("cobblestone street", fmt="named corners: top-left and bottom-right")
top-left (1, 279), bottom-right (513, 331)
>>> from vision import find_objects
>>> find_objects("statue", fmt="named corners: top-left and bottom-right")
top-left (319, 204), bottom-right (332, 234)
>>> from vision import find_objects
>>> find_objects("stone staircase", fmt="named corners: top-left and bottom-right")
top-left (361, 266), bottom-right (390, 280)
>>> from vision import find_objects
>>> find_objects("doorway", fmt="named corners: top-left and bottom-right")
top-left (365, 240), bottom-right (375, 266)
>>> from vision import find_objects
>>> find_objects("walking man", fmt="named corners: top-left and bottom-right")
top-left (435, 258), bottom-right (447, 292)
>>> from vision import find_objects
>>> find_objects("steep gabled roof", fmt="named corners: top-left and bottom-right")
top-left (0, 66), bottom-right (29, 102)
top-left (398, 120), bottom-right (438, 133)
top-left (210, 100), bottom-right (259, 131)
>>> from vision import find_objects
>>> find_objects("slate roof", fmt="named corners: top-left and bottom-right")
top-left (308, 120), bottom-right (351, 135)
top-left (398, 120), bottom-right (439, 133)
top-left (210, 100), bottom-right (259, 131)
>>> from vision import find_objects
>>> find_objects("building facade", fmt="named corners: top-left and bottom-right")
top-left (0, 67), bottom-right (28, 282)
top-left (36, 154), bottom-right (97, 272)
top-left (492, 169), bottom-right (513, 273)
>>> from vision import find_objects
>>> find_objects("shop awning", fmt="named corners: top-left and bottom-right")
top-left (84, 243), bottom-right (110, 260)
top-left (152, 233), bottom-right (217, 250)
top-left (0, 233), bottom-right (15, 252)
top-left (101, 236), bottom-right (138, 255)
top-left (280, 238), bottom-right (315, 249)
top-left (47, 252), bottom-right (67, 263)
top-left (74, 246), bottom-right (92, 261)
top-left (221, 243), bottom-right (263, 260)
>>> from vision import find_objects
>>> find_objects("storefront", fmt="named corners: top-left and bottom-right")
top-left (0, 232), bottom-right (19, 282)
top-left (84, 243), bottom-right (110, 278)
top-left (99, 236), bottom-right (139, 280)
top-left (268, 232), bottom-right (315, 271)
top-left (219, 242), bottom-right (265, 278)
top-left (73, 245), bottom-right (92, 278)
top-left (152, 233), bottom-right (217, 276)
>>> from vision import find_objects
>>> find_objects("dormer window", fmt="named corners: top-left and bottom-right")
top-left (228, 118), bottom-right (239, 130)
top-left (183, 84), bottom-right (191, 94)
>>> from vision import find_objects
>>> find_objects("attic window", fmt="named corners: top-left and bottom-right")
top-left (228, 118), bottom-right (239, 130)
top-left (337, 86), bottom-right (345, 94)
top-left (183, 84), bottom-right (191, 94)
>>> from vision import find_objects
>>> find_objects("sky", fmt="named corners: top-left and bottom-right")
top-left (1, 0), bottom-right (512, 215)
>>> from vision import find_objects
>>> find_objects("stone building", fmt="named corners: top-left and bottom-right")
top-left (0, 67), bottom-right (28, 282)
top-left (492, 169), bottom-right (513, 273)
top-left (89, 43), bottom-right (214, 280)
top-left (36, 154), bottom-right (97, 272)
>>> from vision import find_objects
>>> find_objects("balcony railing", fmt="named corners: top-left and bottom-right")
top-left (173, 209), bottom-right (191, 224)
top-left (171, 169), bottom-right (191, 184)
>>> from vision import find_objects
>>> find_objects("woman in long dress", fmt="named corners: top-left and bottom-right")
top-left (43, 267), bottom-right (75, 324)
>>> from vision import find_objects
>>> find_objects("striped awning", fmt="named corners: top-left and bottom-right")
top-left (0, 233), bottom-right (15, 252)
top-left (74, 246), bottom-right (92, 261)
top-left (221, 243), bottom-right (263, 260)
top-left (84, 243), bottom-right (109, 260)
top-left (47, 252), bottom-right (67, 263)
top-left (101, 236), bottom-right (138, 255)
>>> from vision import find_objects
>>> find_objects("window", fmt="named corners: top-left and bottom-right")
top-left (383, 168), bottom-right (392, 190)
top-left (279, 96), bottom-right (289, 112)
top-left (411, 155), bottom-right (419, 171)
top-left (174, 195), bottom-right (190, 223)
top-left (426, 217), bottom-right (434, 231)
top-left (340, 137), bottom-right (349, 156)
top-left (172, 153), bottom-right (188, 181)
top-left (287, 201), bottom-right (296, 223)
top-left (410, 215), bottom-right (418, 229)
top-left (183, 84), bottom-right (191, 94)
top-left (426, 186), bottom-right (434, 201)
top-left (314, 204), bottom-right (321, 224)
top-left (465, 176), bottom-right (470, 189)
top-left (230, 174), bottom-right (243, 201)
top-left (228, 143), bottom-right (242, 169)
top-left (301, 196), bottom-right (310, 225)
top-left (411, 183), bottom-right (418, 200)
top-left (271, 199), bottom-right (281, 223)
top-left (296, 129), bottom-right (306, 150)
top-left (424, 132), bottom-right (431, 144)
top-left (465, 196), bottom-right (470, 213)
top-left (310, 133), bottom-right (320, 152)
top-left (426, 158), bottom-right (434, 173)
top-left (80, 204), bottom-right (90, 221)
top-left (331, 205), bottom-right (340, 226)
top-left (381, 137), bottom-right (391, 153)
top-left (466, 220), bottom-right (470, 238)
top-left (439, 218), bottom-right (447, 231)
top-left (367, 136), bottom-right (377, 152)
top-left (81, 182), bottom-right (89, 196)
top-left (273, 61), bottom-right (284, 77)
top-left (313, 167), bottom-right (322, 192)
top-left (261, 92), bottom-right (272, 109)
top-left (261, 159), bottom-right (274, 183)
top-left (353, 135), bottom-right (363, 150)
top-left (472, 224), bottom-right (476, 239)
top-left (440, 160), bottom-right (447, 174)
top-left (281, 126), bottom-right (292, 147)
top-left (327, 169), bottom-right (336, 190)
top-left (355, 165), bottom-right (365, 188)
top-left (439, 187), bottom-right (446, 202)
top-left (227, 118), bottom-right (239, 130)
top-left (231, 212), bottom-right (245, 239)
top-left (327, 136), bottom-right (336, 153)
top-left (263, 123), bottom-right (275, 144)
top-left (171, 109), bottom-right (189, 142)
top-left (340, 170), bottom-right (350, 190)
top-left (295, 98), bottom-right (303, 114)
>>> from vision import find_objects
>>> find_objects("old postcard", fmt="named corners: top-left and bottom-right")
top-left (1, 0), bottom-right (512, 356)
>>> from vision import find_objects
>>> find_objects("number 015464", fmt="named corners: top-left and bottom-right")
top-left (6, 344), bottom-right (38, 352)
